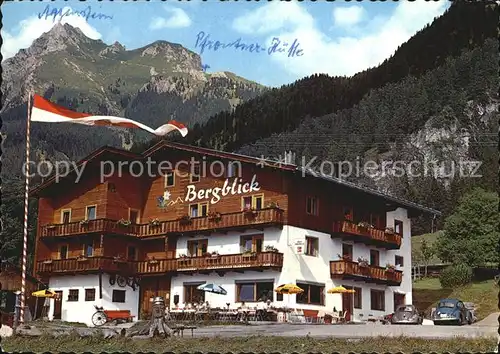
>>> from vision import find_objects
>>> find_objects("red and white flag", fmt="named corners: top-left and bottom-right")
top-left (31, 94), bottom-right (188, 137)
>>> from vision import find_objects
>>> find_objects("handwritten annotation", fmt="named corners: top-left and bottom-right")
top-left (195, 31), bottom-right (303, 58)
top-left (38, 4), bottom-right (113, 23)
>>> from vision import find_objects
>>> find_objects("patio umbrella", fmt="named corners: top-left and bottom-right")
top-left (327, 286), bottom-right (355, 321)
top-left (275, 284), bottom-right (304, 294)
top-left (197, 283), bottom-right (227, 295)
top-left (32, 289), bottom-right (56, 298)
top-left (31, 289), bottom-right (56, 320)
top-left (327, 286), bottom-right (355, 294)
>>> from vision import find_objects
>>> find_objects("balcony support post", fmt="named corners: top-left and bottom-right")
top-left (98, 270), bottom-right (103, 299)
top-left (99, 234), bottom-right (104, 256)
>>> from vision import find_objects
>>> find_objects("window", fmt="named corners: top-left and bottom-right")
top-left (68, 289), bottom-right (79, 302)
top-left (369, 249), bottom-right (379, 266)
top-left (129, 209), bottom-right (139, 224)
top-left (395, 255), bottom-right (404, 267)
top-left (86, 205), bottom-right (96, 220)
top-left (85, 288), bottom-right (96, 302)
top-left (227, 161), bottom-right (242, 178)
top-left (61, 209), bottom-right (71, 224)
top-left (276, 292), bottom-right (283, 301)
top-left (189, 202), bottom-right (208, 217)
top-left (112, 290), bottom-right (126, 303)
top-left (240, 234), bottom-right (263, 253)
top-left (306, 196), bottom-right (318, 215)
top-left (184, 283), bottom-right (205, 303)
top-left (83, 242), bottom-right (94, 257)
top-left (394, 220), bottom-right (403, 235)
top-left (187, 239), bottom-right (208, 257)
top-left (305, 237), bottom-right (319, 257)
top-left (242, 194), bottom-right (263, 210)
top-left (190, 165), bottom-right (200, 183)
top-left (296, 282), bottom-right (324, 305)
top-left (164, 171), bottom-right (175, 187)
top-left (236, 281), bottom-right (273, 302)
top-left (127, 246), bottom-right (137, 261)
top-left (343, 207), bottom-right (353, 221)
top-left (353, 287), bottom-right (362, 309)
top-left (342, 243), bottom-right (353, 260)
top-left (370, 289), bottom-right (385, 311)
top-left (59, 245), bottom-right (68, 260)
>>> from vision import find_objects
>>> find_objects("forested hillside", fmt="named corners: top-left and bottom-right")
top-left (167, 1), bottom-right (496, 152)
top-left (238, 38), bottom-right (498, 234)
top-left (135, 0), bottom-right (498, 235)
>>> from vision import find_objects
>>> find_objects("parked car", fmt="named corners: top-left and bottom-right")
top-left (391, 305), bottom-right (423, 324)
top-left (431, 298), bottom-right (473, 325)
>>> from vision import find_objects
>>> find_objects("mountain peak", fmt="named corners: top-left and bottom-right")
top-left (43, 22), bottom-right (86, 41)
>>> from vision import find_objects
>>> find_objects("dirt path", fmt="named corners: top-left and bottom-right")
top-left (474, 312), bottom-right (499, 327)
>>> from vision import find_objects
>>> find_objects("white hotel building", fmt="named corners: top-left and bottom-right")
top-left (31, 141), bottom-right (440, 325)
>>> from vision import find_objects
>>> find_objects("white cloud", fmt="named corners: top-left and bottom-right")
top-left (150, 7), bottom-right (192, 30)
top-left (232, 2), bottom-right (313, 35)
top-left (333, 5), bottom-right (366, 28)
top-left (1, 7), bottom-right (101, 60)
top-left (231, 1), bottom-right (448, 79)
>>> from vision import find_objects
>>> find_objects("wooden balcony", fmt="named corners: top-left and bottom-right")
top-left (39, 208), bottom-right (284, 239)
top-left (134, 252), bottom-right (284, 275)
top-left (40, 219), bottom-right (138, 238)
top-left (175, 251), bottom-right (284, 274)
top-left (36, 256), bottom-right (135, 276)
top-left (138, 207), bottom-right (284, 238)
top-left (330, 260), bottom-right (402, 286)
top-left (134, 259), bottom-right (177, 275)
top-left (332, 221), bottom-right (401, 249)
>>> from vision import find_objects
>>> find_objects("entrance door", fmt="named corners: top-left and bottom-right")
top-left (341, 292), bottom-right (353, 321)
top-left (53, 291), bottom-right (63, 320)
top-left (394, 293), bottom-right (405, 312)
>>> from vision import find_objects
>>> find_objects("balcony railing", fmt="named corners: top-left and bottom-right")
top-left (330, 260), bottom-right (402, 286)
top-left (39, 208), bottom-right (284, 239)
top-left (174, 251), bottom-right (284, 273)
top-left (137, 208), bottom-right (284, 237)
top-left (332, 221), bottom-right (402, 249)
top-left (36, 252), bottom-right (284, 276)
top-left (40, 219), bottom-right (138, 238)
top-left (135, 258), bottom-right (177, 274)
top-left (36, 256), bottom-right (135, 275)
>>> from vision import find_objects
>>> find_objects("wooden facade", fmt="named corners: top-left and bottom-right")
top-left (30, 141), bottom-right (438, 309)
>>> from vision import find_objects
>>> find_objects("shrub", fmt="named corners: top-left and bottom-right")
top-left (439, 263), bottom-right (473, 288)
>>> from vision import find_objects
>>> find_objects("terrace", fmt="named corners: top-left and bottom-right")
top-left (39, 207), bottom-right (284, 239)
top-left (330, 259), bottom-right (402, 286)
top-left (36, 252), bottom-right (284, 276)
top-left (332, 220), bottom-right (402, 249)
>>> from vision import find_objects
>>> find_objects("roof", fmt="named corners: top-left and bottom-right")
top-left (299, 167), bottom-right (441, 216)
top-left (29, 140), bottom-right (441, 216)
top-left (0, 260), bottom-right (47, 289)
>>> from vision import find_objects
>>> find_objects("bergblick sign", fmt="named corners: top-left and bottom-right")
top-left (185, 175), bottom-right (260, 204)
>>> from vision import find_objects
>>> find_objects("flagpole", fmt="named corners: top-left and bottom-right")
top-left (17, 92), bottom-right (33, 328)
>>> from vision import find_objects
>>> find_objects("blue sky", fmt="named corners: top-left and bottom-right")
top-left (2, 0), bottom-right (449, 87)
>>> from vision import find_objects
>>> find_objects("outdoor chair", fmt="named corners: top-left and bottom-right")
top-left (338, 311), bottom-right (348, 323)
top-left (316, 310), bottom-right (325, 324)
